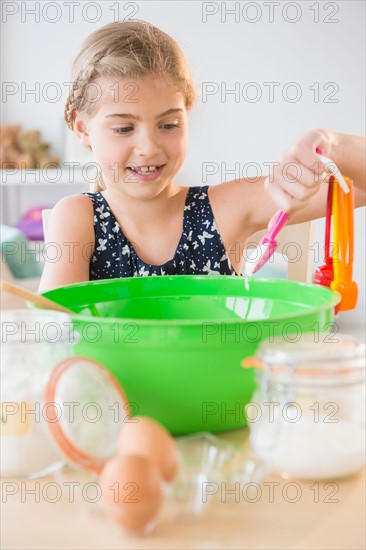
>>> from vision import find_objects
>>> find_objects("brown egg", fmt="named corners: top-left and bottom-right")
top-left (100, 454), bottom-right (163, 532)
top-left (117, 416), bottom-right (178, 482)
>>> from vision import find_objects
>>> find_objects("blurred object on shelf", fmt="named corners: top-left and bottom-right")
top-left (16, 206), bottom-right (52, 241)
top-left (0, 125), bottom-right (60, 170)
top-left (1, 224), bottom-right (43, 280)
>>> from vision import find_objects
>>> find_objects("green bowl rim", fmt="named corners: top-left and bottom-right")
top-left (40, 276), bottom-right (341, 327)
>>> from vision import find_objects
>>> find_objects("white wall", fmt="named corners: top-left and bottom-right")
top-left (1, 0), bottom-right (365, 330)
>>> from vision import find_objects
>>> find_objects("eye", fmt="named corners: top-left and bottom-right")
top-left (161, 123), bottom-right (180, 130)
top-left (113, 127), bottom-right (133, 134)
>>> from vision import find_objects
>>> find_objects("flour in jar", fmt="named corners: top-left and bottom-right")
top-left (251, 413), bottom-right (365, 480)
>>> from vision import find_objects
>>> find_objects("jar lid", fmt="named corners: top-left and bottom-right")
top-left (245, 334), bottom-right (365, 378)
top-left (44, 356), bottom-right (130, 473)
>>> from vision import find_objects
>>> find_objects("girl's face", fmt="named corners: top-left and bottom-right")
top-left (74, 75), bottom-right (188, 198)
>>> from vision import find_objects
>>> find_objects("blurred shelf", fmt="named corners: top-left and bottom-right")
top-left (1, 169), bottom-right (93, 226)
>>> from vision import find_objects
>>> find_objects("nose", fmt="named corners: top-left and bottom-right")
top-left (134, 127), bottom-right (162, 159)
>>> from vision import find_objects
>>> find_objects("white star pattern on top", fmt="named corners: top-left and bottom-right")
top-left (83, 187), bottom-right (236, 279)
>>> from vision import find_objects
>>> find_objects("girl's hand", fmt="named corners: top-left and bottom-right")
top-left (264, 128), bottom-right (334, 220)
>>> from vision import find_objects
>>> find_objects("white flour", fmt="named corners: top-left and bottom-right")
top-left (251, 413), bottom-right (365, 480)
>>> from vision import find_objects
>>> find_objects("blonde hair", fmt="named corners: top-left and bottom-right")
top-left (64, 20), bottom-right (196, 192)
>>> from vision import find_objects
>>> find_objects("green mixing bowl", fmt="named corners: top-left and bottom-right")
top-left (41, 276), bottom-right (340, 434)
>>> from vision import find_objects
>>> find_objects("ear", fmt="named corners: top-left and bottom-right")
top-left (73, 112), bottom-right (91, 147)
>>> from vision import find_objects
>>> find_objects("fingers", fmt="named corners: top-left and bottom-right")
top-left (265, 129), bottom-right (333, 214)
top-left (286, 143), bottom-right (328, 180)
top-left (264, 177), bottom-right (310, 214)
top-left (295, 128), bottom-right (333, 160)
top-left (282, 162), bottom-right (320, 193)
top-left (266, 160), bottom-right (324, 212)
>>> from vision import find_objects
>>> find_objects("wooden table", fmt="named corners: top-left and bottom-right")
top-left (1, 426), bottom-right (365, 550)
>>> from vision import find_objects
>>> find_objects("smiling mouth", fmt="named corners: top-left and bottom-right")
top-left (126, 165), bottom-right (164, 174)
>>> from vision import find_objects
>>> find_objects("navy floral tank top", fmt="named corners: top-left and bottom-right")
top-left (84, 186), bottom-right (236, 279)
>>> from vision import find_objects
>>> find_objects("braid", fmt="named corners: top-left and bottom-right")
top-left (64, 91), bottom-right (76, 130)
top-left (64, 62), bottom-right (107, 191)
top-left (64, 62), bottom-right (101, 130)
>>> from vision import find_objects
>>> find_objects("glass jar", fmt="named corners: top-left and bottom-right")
top-left (245, 334), bottom-right (365, 480)
top-left (1, 310), bottom-right (129, 478)
top-left (1, 310), bottom-right (75, 477)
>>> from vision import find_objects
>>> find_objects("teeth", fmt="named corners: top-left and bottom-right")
top-left (128, 165), bottom-right (160, 174)
top-left (140, 165), bottom-right (159, 173)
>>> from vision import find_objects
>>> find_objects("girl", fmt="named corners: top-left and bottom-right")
top-left (39, 21), bottom-right (366, 292)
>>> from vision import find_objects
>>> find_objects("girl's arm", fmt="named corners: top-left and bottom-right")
top-left (38, 195), bottom-right (95, 293)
